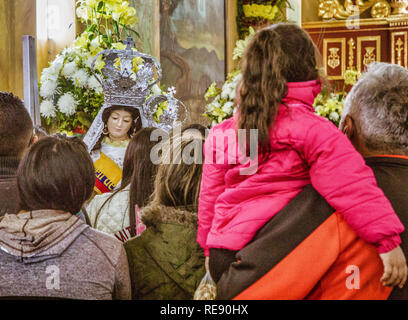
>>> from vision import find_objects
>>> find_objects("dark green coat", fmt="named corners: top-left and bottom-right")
top-left (124, 204), bottom-right (206, 300)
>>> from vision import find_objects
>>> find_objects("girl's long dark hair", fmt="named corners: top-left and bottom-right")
top-left (93, 127), bottom-right (160, 236)
top-left (239, 23), bottom-right (321, 151)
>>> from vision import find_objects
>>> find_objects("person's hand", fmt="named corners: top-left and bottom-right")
top-left (205, 256), bottom-right (210, 273)
top-left (380, 246), bottom-right (408, 288)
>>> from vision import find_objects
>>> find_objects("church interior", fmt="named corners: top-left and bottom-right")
top-left (1, 0), bottom-right (408, 302)
top-left (1, 0), bottom-right (407, 133)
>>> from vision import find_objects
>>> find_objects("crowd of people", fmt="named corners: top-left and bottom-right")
top-left (0, 23), bottom-right (408, 300)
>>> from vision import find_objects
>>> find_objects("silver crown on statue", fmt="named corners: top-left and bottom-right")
top-left (83, 37), bottom-right (188, 152)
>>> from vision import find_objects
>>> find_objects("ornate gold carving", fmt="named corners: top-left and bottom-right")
top-left (390, 0), bottom-right (408, 15)
top-left (328, 48), bottom-right (341, 68)
top-left (348, 38), bottom-right (356, 69)
top-left (318, 0), bottom-right (391, 20)
top-left (391, 32), bottom-right (408, 67)
top-left (357, 36), bottom-right (381, 72)
top-left (363, 47), bottom-right (376, 66)
top-left (396, 38), bottom-right (404, 65)
top-left (324, 38), bottom-right (346, 80)
top-left (371, 1), bottom-right (392, 17)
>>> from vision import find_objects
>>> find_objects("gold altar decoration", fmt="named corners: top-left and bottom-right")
top-left (318, 0), bottom-right (400, 20)
top-left (390, 0), bottom-right (408, 15)
top-left (392, 32), bottom-right (408, 66)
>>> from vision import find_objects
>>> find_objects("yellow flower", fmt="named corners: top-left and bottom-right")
top-left (104, 0), bottom-right (123, 6)
top-left (153, 101), bottom-right (167, 123)
top-left (131, 56), bottom-right (144, 74)
top-left (74, 32), bottom-right (90, 49)
top-left (94, 55), bottom-right (106, 72)
top-left (121, 14), bottom-right (138, 27)
top-left (110, 1), bottom-right (138, 26)
top-left (84, 0), bottom-right (99, 9)
top-left (243, 4), bottom-right (279, 20)
top-left (113, 57), bottom-right (121, 70)
top-left (205, 82), bottom-right (219, 101)
top-left (112, 42), bottom-right (126, 50)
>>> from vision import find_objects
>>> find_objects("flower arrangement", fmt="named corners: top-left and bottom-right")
top-left (203, 71), bottom-right (242, 126)
top-left (237, 0), bottom-right (290, 38)
top-left (202, 27), bottom-right (257, 126)
top-left (39, 0), bottom-right (167, 136)
top-left (313, 89), bottom-right (345, 127)
top-left (314, 69), bottom-right (361, 127)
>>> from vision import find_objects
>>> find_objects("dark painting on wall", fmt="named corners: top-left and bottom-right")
top-left (160, 0), bottom-right (226, 124)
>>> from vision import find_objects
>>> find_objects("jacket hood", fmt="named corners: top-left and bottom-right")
top-left (282, 80), bottom-right (322, 109)
top-left (233, 80), bottom-right (322, 123)
top-left (0, 210), bottom-right (88, 264)
top-left (141, 203), bottom-right (198, 229)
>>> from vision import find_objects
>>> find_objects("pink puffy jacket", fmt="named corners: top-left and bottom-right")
top-left (197, 80), bottom-right (404, 257)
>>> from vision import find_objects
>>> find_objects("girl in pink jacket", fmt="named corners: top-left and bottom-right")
top-left (198, 23), bottom-right (407, 288)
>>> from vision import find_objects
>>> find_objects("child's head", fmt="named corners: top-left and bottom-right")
top-left (153, 136), bottom-right (204, 210)
top-left (239, 23), bottom-right (320, 149)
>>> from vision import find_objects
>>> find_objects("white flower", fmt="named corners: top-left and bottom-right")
top-left (90, 37), bottom-right (102, 52)
top-left (210, 100), bottom-right (221, 110)
top-left (221, 82), bottom-right (236, 101)
top-left (61, 47), bottom-right (74, 56)
top-left (87, 75), bottom-right (103, 93)
top-left (329, 111), bottom-right (340, 122)
top-left (41, 58), bottom-right (63, 83)
top-left (72, 69), bottom-right (89, 88)
top-left (167, 86), bottom-right (177, 96)
top-left (57, 93), bottom-right (78, 116)
top-left (232, 73), bottom-right (242, 84)
top-left (39, 80), bottom-right (57, 99)
top-left (62, 61), bottom-right (78, 78)
top-left (83, 54), bottom-right (94, 69)
top-left (314, 105), bottom-right (324, 115)
top-left (41, 68), bottom-right (58, 83)
top-left (40, 100), bottom-right (56, 118)
top-left (228, 85), bottom-right (237, 101)
top-left (54, 54), bottom-right (64, 65)
top-left (222, 101), bottom-right (235, 115)
top-left (151, 84), bottom-right (162, 96)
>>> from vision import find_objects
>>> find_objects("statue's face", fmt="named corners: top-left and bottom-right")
top-left (107, 109), bottom-right (133, 141)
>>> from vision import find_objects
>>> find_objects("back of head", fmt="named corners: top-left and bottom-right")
top-left (17, 135), bottom-right (95, 214)
top-left (153, 136), bottom-right (204, 210)
top-left (343, 62), bottom-right (408, 155)
top-left (239, 23), bottom-right (319, 148)
top-left (122, 127), bottom-right (162, 207)
top-left (0, 92), bottom-right (33, 158)
top-left (182, 123), bottom-right (208, 140)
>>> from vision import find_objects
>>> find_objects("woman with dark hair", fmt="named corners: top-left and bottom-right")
top-left (124, 136), bottom-right (206, 300)
top-left (87, 127), bottom-right (160, 241)
top-left (90, 105), bottom-right (142, 196)
top-left (0, 135), bottom-right (131, 300)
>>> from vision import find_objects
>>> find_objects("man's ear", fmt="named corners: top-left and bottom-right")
top-left (341, 115), bottom-right (354, 140)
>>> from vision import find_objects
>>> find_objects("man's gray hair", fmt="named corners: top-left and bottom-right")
top-left (341, 62), bottom-right (408, 154)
